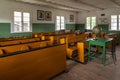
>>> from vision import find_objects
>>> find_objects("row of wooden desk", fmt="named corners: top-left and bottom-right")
top-left (32, 32), bottom-right (118, 65)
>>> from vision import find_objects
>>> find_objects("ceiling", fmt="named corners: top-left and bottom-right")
top-left (15, 0), bottom-right (120, 12)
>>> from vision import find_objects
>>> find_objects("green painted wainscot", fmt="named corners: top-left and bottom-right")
top-left (0, 23), bottom-right (76, 38)
top-left (0, 23), bottom-right (32, 38)
top-left (76, 24), bottom-right (85, 31)
top-left (32, 23), bottom-right (55, 32)
top-left (66, 24), bottom-right (76, 30)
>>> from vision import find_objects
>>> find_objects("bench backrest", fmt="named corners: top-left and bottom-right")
top-left (0, 40), bottom-right (50, 54)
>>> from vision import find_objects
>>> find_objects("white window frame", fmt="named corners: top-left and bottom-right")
top-left (11, 11), bottom-right (32, 33)
top-left (86, 16), bottom-right (97, 30)
top-left (110, 15), bottom-right (120, 31)
top-left (55, 16), bottom-right (65, 31)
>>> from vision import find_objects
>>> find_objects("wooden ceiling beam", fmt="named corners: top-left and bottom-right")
top-left (110, 0), bottom-right (120, 6)
top-left (72, 0), bottom-right (105, 10)
top-left (15, 0), bottom-right (89, 12)
top-left (43, 0), bottom-right (90, 12)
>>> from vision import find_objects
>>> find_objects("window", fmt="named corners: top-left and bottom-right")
top-left (110, 15), bottom-right (120, 30)
top-left (12, 11), bottom-right (31, 33)
top-left (56, 16), bottom-right (65, 31)
top-left (86, 16), bottom-right (96, 29)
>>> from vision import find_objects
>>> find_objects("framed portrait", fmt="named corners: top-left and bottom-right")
top-left (37, 10), bottom-right (45, 20)
top-left (70, 15), bottom-right (74, 22)
top-left (45, 11), bottom-right (52, 21)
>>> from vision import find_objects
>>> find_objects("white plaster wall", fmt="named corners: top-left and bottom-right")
top-left (0, 0), bottom-right (77, 24)
top-left (77, 8), bottom-right (120, 25)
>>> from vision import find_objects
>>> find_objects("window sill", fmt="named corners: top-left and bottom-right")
top-left (109, 30), bottom-right (120, 31)
top-left (11, 31), bottom-right (32, 33)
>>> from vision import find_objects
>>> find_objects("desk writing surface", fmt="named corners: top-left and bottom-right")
top-left (78, 38), bottom-right (113, 43)
top-left (88, 38), bottom-right (113, 46)
top-left (88, 38), bottom-right (113, 42)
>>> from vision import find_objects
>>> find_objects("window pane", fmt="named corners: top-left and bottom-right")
top-left (56, 25), bottom-right (60, 30)
top-left (91, 22), bottom-right (96, 29)
top-left (23, 18), bottom-right (30, 21)
top-left (86, 23), bottom-right (91, 28)
top-left (23, 21), bottom-right (30, 31)
top-left (57, 16), bottom-right (60, 20)
top-left (14, 11), bottom-right (21, 17)
top-left (61, 22), bottom-right (64, 24)
top-left (111, 23), bottom-right (117, 30)
top-left (57, 20), bottom-right (60, 23)
top-left (14, 17), bottom-right (21, 21)
top-left (23, 12), bottom-right (30, 32)
top-left (61, 16), bottom-right (64, 20)
top-left (23, 12), bottom-right (30, 17)
top-left (61, 24), bottom-right (65, 29)
top-left (14, 11), bottom-right (22, 32)
top-left (23, 24), bottom-right (30, 31)
top-left (56, 16), bottom-right (65, 30)
top-left (91, 17), bottom-right (96, 29)
top-left (61, 16), bottom-right (65, 30)
top-left (119, 23), bottom-right (120, 30)
top-left (111, 15), bottom-right (117, 24)
top-left (56, 16), bottom-right (60, 30)
top-left (91, 17), bottom-right (96, 21)
top-left (111, 15), bottom-right (117, 18)
top-left (111, 19), bottom-right (117, 22)
top-left (13, 11), bottom-right (31, 32)
top-left (86, 17), bottom-right (91, 29)
top-left (111, 27), bottom-right (117, 30)
top-left (14, 21), bottom-right (22, 32)
top-left (119, 15), bottom-right (120, 30)
top-left (111, 15), bottom-right (117, 30)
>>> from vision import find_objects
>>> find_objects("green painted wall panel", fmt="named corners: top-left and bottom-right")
top-left (76, 24), bottom-right (85, 31)
top-left (0, 23), bottom-right (32, 38)
top-left (66, 24), bottom-right (76, 30)
top-left (0, 23), bottom-right (11, 37)
top-left (0, 23), bottom-right (55, 38)
top-left (0, 23), bottom-right (77, 38)
top-left (1, 23), bottom-right (119, 42)
top-left (32, 23), bottom-right (55, 32)
top-left (98, 24), bottom-right (109, 32)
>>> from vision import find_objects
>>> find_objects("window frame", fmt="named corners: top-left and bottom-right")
top-left (55, 16), bottom-right (65, 31)
top-left (86, 16), bottom-right (97, 30)
top-left (110, 15), bottom-right (120, 31)
top-left (11, 11), bottom-right (32, 33)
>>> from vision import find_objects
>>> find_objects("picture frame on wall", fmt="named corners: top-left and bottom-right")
top-left (45, 11), bottom-right (52, 21)
top-left (37, 10), bottom-right (44, 20)
top-left (70, 15), bottom-right (74, 22)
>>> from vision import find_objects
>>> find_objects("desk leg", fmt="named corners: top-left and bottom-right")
top-left (88, 43), bottom-right (91, 62)
top-left (102, 46), bottom-right (106, 65)
top-left (112, 40), bottom-right (117, 64)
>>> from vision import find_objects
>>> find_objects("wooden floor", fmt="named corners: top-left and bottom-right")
top-left (53, 45), bottom-right (120, 80)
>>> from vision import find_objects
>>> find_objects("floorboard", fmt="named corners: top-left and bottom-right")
top-left (53, 45), bottom-right (120, 80)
